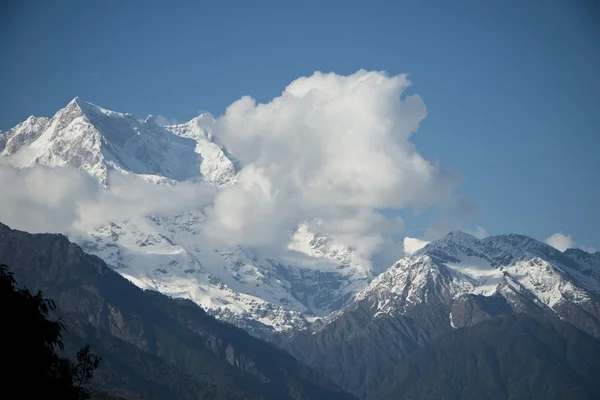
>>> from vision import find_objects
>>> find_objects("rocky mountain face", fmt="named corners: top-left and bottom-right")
top-left (164, 113), bottom-right (236, 187)
top-left (1, 98), bottom-right (202, 185)
top-left (373, 314), bottom-right (600, 400)
top-left (70, 214), bottom-right (372, 339)
top-left (0, 99), bottom-right (373, 337)
top-left (0, 222), bottom-right (356, 400)
top-left (283, 231), bottom-right (600, 397)
top-left (0, 115), bottom-right (50, 155)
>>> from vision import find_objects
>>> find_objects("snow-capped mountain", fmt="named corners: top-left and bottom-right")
top-left (72, 214), bottom-right (373, 336)
top-left (0, 115), bottom-right (50, 155)
top-left (0, 98), bottom-right (373, 336)
top-left (331, 230), bottom-right (600, 335)
top-left (0, 98), bottom-right (235, 186)
top-left (284, 231), bottom-right (600, 397)
top-left (165, 114), bottom-right (237, 187)
top-left (3, 98), bottom-right (598, 340)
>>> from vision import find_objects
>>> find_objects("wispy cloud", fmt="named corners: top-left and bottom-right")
top-left (154, 115), bottom-right (178, 126)
top-left (0, 166), bottom-right (215, 235)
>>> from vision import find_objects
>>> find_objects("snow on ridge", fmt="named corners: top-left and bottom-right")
top-left (0, 97), bottom-right (236, 187)
top-left (167, 115), bottom-right (237, 187)
top-left (69, 211), bottom-right (372, 333)
top-left (351, 231), bottom-right (600, 322)
top-left (4, 99), bottom-right (599, 336)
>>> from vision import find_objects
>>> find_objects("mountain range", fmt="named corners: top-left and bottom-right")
top-left (0, 222), bottom-right (355, 400)
top-left (2, 99), bottom-right (600, 399)
top-left (0, 98), bottom-right (372, 337)
top-left (282, 230), bottom-right (600, 397)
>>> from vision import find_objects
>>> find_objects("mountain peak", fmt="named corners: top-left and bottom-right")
top-left (1, 99), bottom-right (237, 187)
top-left (64, 97), bottom-right (124, 121)
top-left (431, 230), bottom-right (480, 248)
top-left (445, 230), bottom-right (477, 240)
top-left (67, 96), bottom-right (88, 111)
top-left (564, 247), bottom-right (600, 259)
top-left (486, 233), bottom-right (553, 255)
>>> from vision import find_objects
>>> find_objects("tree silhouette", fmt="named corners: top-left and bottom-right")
top-left (0, 264), bottom-right (100, 399)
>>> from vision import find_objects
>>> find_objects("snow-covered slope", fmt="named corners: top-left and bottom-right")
top-left (0, 98), bottom-right (373, 336)
top-left (283, 232), bottom-right (600, 398)
top-left (350, 231), bottom-right (600, 335)
top-left (166, 114), bottom-right (237, 187)
top-left (1, 98), bottom-right (235, 186)
top-left (72, 215), bottom-right (372, 336)
top-left (0, 115), bottom-right (50, 155)
top-left (5, 98), bottom-right (597, 339)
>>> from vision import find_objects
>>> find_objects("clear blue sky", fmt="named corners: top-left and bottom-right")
top-left (1, 0), bottom-right (599, 249)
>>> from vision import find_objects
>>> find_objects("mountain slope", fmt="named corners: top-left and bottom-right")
top-left (73, 216), bottom-right (372, 338)
top-left (165, 114), bottom-right (236, 187)
top-left (283, 231), bottom-right (600, 397)
top-left (373, 314), bottom-right (600, 400)
top-left (0, 98), bottom-right (235, 186)
top-left (0, 115), bottom-right (50, 154)
top-left (0, 222), bottom-right (356, 400)
top-left (0, 99), bottom-right (373, 337)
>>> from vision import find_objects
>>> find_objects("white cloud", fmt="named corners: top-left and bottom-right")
top-left (0, 165), bottom-right (99, 233)
top-left (205, 70), bottom-right (460, 257)
top-left (0, 70), bottom-right (468, 267)
top-left (154, 115), bottom-right (178, 126)
top-left (403, 237), bottom-right (430, 254)
top-left (544, 232), bottom-right (596, 253)
top-left (77, 171), bottom-right (216, 229)
top-left (545, 233), bottom-right (575, 252)
top-left (0, 165), bottom-right (215, 235)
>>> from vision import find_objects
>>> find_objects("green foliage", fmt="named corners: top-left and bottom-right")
top-left (0, 264), bottom-right (100, 399)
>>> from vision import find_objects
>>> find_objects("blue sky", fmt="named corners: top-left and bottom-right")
top-left (1, 0), bottom-right (599, 249)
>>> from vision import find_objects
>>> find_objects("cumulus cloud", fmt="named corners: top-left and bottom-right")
top-left (1, 70), bottom-right (471, 267)
top-left (545, 232), bottom-right (596, 253)
top-left (545, 233), bottom-right (575, 252)
top-left (205, 70), bottom-right (460, 257)
top-left (403, 237), bottom-right (430, 254)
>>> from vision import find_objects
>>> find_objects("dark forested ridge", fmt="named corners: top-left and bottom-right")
top-left (372, 314), bottom-right (600, 400)
top-left (0, 223), bottom-right (356, 400)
